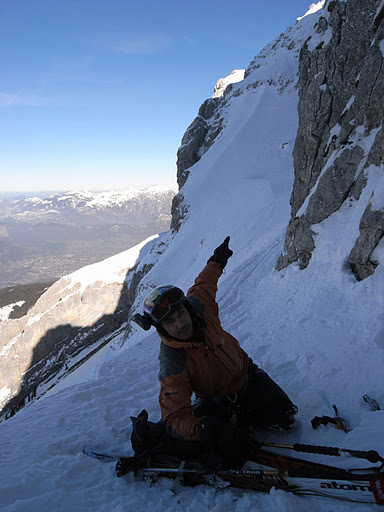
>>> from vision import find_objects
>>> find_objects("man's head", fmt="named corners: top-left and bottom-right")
top-left (134, 285), bottom-right (194, 340)
top-left (160, 303), bottom-right (193, 340)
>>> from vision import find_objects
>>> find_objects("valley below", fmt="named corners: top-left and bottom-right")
top-left (0, 218), bottom-right (170, 287)
top-left (0, 187), bottom-right (175, 313)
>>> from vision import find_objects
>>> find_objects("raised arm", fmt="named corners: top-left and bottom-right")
top-left (186, 236), bottom-right (233, 316)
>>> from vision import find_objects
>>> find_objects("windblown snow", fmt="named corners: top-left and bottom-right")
top-left (1, 2), bottom-right (383, 512)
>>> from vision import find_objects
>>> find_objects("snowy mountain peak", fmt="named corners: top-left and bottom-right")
top-left (212, 69), bottom-right (245, 98)
top-left (297, 1), bottom-right (326, 22)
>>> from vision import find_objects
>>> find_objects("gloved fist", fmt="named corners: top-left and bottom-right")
top-left (131, 410), bottom-right (165, 455)
top-left (207, 236), bottom-right (233, 269)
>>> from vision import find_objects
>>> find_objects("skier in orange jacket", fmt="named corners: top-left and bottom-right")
top-left (133, 237), bottom-right (297, 462)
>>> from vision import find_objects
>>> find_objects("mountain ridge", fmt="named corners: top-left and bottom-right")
top-left (0, 185), bottom-right (177, 226)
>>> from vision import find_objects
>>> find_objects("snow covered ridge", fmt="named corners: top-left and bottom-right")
top-left (0, 234), bottom-right (159, 418)
top-left (86, 185), bottom-right (177, 208)
top-left (175, 0), bottom-right (384, 281)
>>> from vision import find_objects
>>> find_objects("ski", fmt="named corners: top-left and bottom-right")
top-left (83, 446), bottom-right (384, 504)
top-left (116, 454), bottom-right (384, 504)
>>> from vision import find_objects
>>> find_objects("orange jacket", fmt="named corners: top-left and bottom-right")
top-left (158, 261), bottom-right (250, 441)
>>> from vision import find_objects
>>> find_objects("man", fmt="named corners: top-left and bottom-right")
top-left (133, 237), bottom-right (297, 464)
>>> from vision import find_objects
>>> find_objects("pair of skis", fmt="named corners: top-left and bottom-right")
top-left (83, 439), bottom-right (384, 505)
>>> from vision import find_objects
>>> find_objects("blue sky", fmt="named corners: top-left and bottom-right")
top-left (0, 0), bottom-right (315, 191)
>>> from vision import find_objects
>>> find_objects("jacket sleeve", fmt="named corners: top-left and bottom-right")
top-left (186, 261), bottom-right (223, 318)
top-left (158, 344), bottom-right (203, 441)
top-left (159, 372), bottom-right (203, 441)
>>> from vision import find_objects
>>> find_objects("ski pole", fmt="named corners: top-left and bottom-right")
top-left (137, 465), bottom-right (286, 477)
top-left (257, 441), bottom-right (384, 465)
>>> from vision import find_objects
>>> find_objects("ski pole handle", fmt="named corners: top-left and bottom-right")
top-left (261, 441), bottom-right (383, 464)
top-left (292, 443), bottom-right (381, 463)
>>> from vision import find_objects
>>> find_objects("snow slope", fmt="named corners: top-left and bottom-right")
top-left (1, 2), bottom-right (384, 511)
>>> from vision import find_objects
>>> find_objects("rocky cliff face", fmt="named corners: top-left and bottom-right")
top-left (171, 70), bottom-right (245, 232)
top-left (173, 0), bottom-right (384, 281)
top-left (176, 70), bottom-right (246, 190)
top-left (0, 241), bottom-right (156, 419)
top-left (276, 0), bottom-right (384, 280)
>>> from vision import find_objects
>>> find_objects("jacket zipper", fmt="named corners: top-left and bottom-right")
top-left (204, 341), bottom-right (237, 376)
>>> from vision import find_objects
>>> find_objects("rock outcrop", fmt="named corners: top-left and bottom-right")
top-left (172, 70), bottom-right (245, 231)
top-left (276, 0), bottom-right (384, 280)
top-left (176, 70), bottom-right (245, 189)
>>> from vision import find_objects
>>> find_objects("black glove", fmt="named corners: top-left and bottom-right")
top-left (131, 410), bottom-right (165, 455)
top-left (131, 410), bottom-right (151, 455)
top-left (200, 417), bottom-right (248, 466)
top-left (207, 236), bottom-right (233, 269)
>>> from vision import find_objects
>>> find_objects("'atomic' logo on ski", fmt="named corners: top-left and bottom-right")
top-left (320, 480), bottom-right (371, 492)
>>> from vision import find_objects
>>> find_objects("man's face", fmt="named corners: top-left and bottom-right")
top-left (161, 304), bottom-right (193, 340)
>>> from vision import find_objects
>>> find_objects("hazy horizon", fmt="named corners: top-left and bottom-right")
top-left (0, 184), bottom-right (177, 199)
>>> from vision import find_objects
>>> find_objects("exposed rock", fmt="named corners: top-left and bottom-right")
top-left (121, 263), bottom-right (154, 341)
top-left (173, 70), bottom-right (246, 229)
top-left (176, 113), bottom-right (211, 188)
top-left (0, 256), bottom-right (132, 419)
top-left (0, 232), bottom-right (169, 421)
top-left (349, 204), bottom-right (384, 280)
top-left (170, 191), bottom-right (188, 233)
top-left (277, 0), bottom-right (384, 278)
top-left (176, 98), bottom-right (222, 188)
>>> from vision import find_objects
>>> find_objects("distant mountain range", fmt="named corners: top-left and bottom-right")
top-left (0, 186), bottom-right (177, 227)
top-left (0, 186), bottom-right (176, 287)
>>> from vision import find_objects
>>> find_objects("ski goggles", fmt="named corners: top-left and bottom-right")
top-left (144, 286), bottom-right (185, 323)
